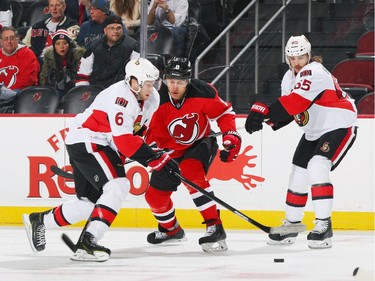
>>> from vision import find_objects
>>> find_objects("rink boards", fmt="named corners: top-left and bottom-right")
top-left (0, 114), bottom-right (373, 230)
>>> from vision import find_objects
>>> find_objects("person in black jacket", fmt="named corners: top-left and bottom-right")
top-left (23, 0), bottom-right (80, 60)
top-left (76, 14), bottom-right (140, 89)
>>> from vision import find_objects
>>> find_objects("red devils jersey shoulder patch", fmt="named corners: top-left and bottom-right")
top-left (115, 97), bottom-right (128, 108)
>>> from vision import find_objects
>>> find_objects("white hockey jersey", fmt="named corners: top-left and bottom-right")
top-left (65, 80), bottom-right (160, 157)
top-left (280, 62), bottom-right (357, 140)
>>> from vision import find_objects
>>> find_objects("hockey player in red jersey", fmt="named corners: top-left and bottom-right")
top-left (144, 57), bottom-right (242, 252)
top-left (22, 58), bottom-right (181, 261)
top-left (245, 35), bottom-right (358, 249)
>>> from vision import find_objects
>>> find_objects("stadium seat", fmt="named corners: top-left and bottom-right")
top-left (59, 85), bottom-right (104, 114)
top-left (14, 86), bottom-right (59, 114)
top-left (341, 84), bottom-right (373, 105)
top-left (332, 59), bottom-right (374, 92)
top-left (356, 31), bottom-right (374, 58)
top-left (357, 92), bottom-right (374, 115)
top-left (17, 0), bottom-right (49, 39)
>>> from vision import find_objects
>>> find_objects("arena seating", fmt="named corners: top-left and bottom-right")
top-left (14, 86), bottom-right (59, 114)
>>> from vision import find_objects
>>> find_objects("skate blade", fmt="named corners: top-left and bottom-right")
top-left (22, 214), bottom-right (39, 254)
top-left (201, 239), bottom-right (228, 253)
top-left (266, 237), bottom-right (296, 245)
top-left (269, 223), bottom-right (306, 234)
top-left (70, 249), bottom-right (110, 262)
top-left (308, 238), bottom-right (332, 249)
top-left (162, 237), bottom-right (188, 244)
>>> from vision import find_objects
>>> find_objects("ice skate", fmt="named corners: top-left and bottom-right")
top-left (22, 210), bottom-right (50, 253)
top-left (199, 223), bottom-right (228, 253)
top-left (147, 224), bottom-right (187, 244)
top-left (307, 218), bottom-right (333, 249)
top-left (70, 232), bottom-right (111, 262)
top-left (267, 220), bottom-right (299, 245)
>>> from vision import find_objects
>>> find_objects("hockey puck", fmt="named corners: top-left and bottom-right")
top-left (274, 258), bottom-right (284, 263)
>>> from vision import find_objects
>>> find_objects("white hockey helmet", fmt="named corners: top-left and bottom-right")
top-left (285, 35), bottom-right (311, 67)
top-left (125, 58), bottom-right (160, 92)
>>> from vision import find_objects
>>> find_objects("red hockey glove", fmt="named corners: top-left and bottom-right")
top-left (148, 152), bottom-right (181, 185)
top-left (245, 102), bottom-right (269, 134)
top-left (219, 131), bottom-right (242, 163)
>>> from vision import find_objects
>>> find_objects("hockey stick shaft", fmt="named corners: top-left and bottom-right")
top-left (61, 214), bottom-right (92, 253)
top-left (172, 171), bottom-right (271, 233)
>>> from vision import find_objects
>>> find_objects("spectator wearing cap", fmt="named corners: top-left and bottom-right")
top-left (0, 26), bottom-right (40, 113)
top-left (39, 29), bottom-right (85, 98)
top-left (77, 0), bottom-right (127, 48)
top-left (76, 14), bottom-right (139, 88)
top-left (22, 0), bottom-right (80, 60)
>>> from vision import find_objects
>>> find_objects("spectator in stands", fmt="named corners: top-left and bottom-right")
top-left (0, 26), bottom-right (40, 113)
top-left (76, 14), bottom-right (139, 88)
top-left (23, 0), bottom-right (80, 59)
top-left (65, 0), bottom-right (90, 26)
top-left (147, 0), bottom-right (188, 56)
top-left (0, 0), bottom-right (12, 28)
top-left (39, 30), bottom-right (85, 99)
top-left (110, 0), bottom-right (141, 36)
top-left (77, 0), bottom-right (112, 48)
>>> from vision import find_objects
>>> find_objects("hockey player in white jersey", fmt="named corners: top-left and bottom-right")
top-left (245, 35), bottom-right (358, 249)
top-left (22, 58), bottom-right (181, 261)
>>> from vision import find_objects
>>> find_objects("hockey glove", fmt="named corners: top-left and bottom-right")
top-left (219, 131), bottom-right (242, 163)
top-left (245, 102), bottom-right (269, 134)
top-left (148, 152), bottom-right (181, 186)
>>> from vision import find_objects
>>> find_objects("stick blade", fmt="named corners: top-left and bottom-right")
top-left (269, 223), bottom-right (306, 234)
top-left (61, 233), bottom-right (77, 253)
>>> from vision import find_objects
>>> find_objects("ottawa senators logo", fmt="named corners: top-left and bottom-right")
top-left (115, 97), bottom-right (128, 108)
top-left (294, 111), bottom-right (309, 127)
top-left (0, 66), bottom-right (19, 88)
top-left (168, 113), bottom-right (199, 145)
top-left (320, 142), bottom-right (330, 153)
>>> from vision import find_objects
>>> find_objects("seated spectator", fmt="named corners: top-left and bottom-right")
top-left (110, 0), bottom-right (141, 36)
top-left (0, 26), bottom-right (40, 112)
top-left (39, 30), bottom-right (85, 99)
top-left (65, 0), bottom-right (90, 26)
top-left (77, 0), bottom-right (111, 48)
top-left (23, 0), bottom-right (80, 60)
top-left (76, 14), bottom-right (139, 88)
top-left (147, 0), bottom-right (188, 56)
top-left (0, 0), bottom-right (12, 28)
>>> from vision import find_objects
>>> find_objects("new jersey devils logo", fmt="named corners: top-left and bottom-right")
top-left (169, 113), bottom-right (199, 144)
top-left (0, 66), bottom-right (19, 88)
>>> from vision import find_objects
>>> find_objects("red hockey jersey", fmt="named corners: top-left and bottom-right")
top-left (0, 45), bottom-right (40, 90)
top-left (146, 79), bottom-right (236, 158)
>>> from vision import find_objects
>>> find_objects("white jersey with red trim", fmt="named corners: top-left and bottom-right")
top-left (279, 62), bottom-right (357, 141)
top-left (65, 80), bottom-right (160, 158)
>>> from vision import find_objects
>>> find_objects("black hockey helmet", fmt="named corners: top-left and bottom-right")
top-left (164, 57), bottom-right (192, 79)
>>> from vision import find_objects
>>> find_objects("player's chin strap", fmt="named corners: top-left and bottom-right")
top-left (171, 170), bottom-right (306, 235)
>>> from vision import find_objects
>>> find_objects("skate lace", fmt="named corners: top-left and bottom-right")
top-left (205, 225), bottom-right (216, 237)
top-left (312, 220), bottom-right (328, 234)
top-left (35, 225), bottom-right (46, 246)
top-left (155, 231), bottom-right (168, 240)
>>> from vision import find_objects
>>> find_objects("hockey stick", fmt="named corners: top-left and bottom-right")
top-left (61, 215), bottom-right (92, 253)
top-left (50, 127), bottom-right (246, 179)
top-left (172, 171), bottom-right (306, 235)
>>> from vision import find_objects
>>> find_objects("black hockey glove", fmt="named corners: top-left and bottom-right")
top-left (245, 102), bottom-right (269, 134)
top-left (147, 152), bottom-right (181, 186)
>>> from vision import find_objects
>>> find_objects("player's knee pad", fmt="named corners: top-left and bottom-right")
top-left (307, 155), bottom-right (332, 184)
top-left (180, 159), bottom-right (209, 193)
top-left (145, 185), bottom-right (173, 210)
top-left (102, 177), bottom-right (130, 202)
top-left (288, 165), bottom-right (310, 194)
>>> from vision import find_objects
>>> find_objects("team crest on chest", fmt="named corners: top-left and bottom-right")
top-left (168, 113), bottom-right (199, 145)
top-left (294, 111), bottom-right (309, 127)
